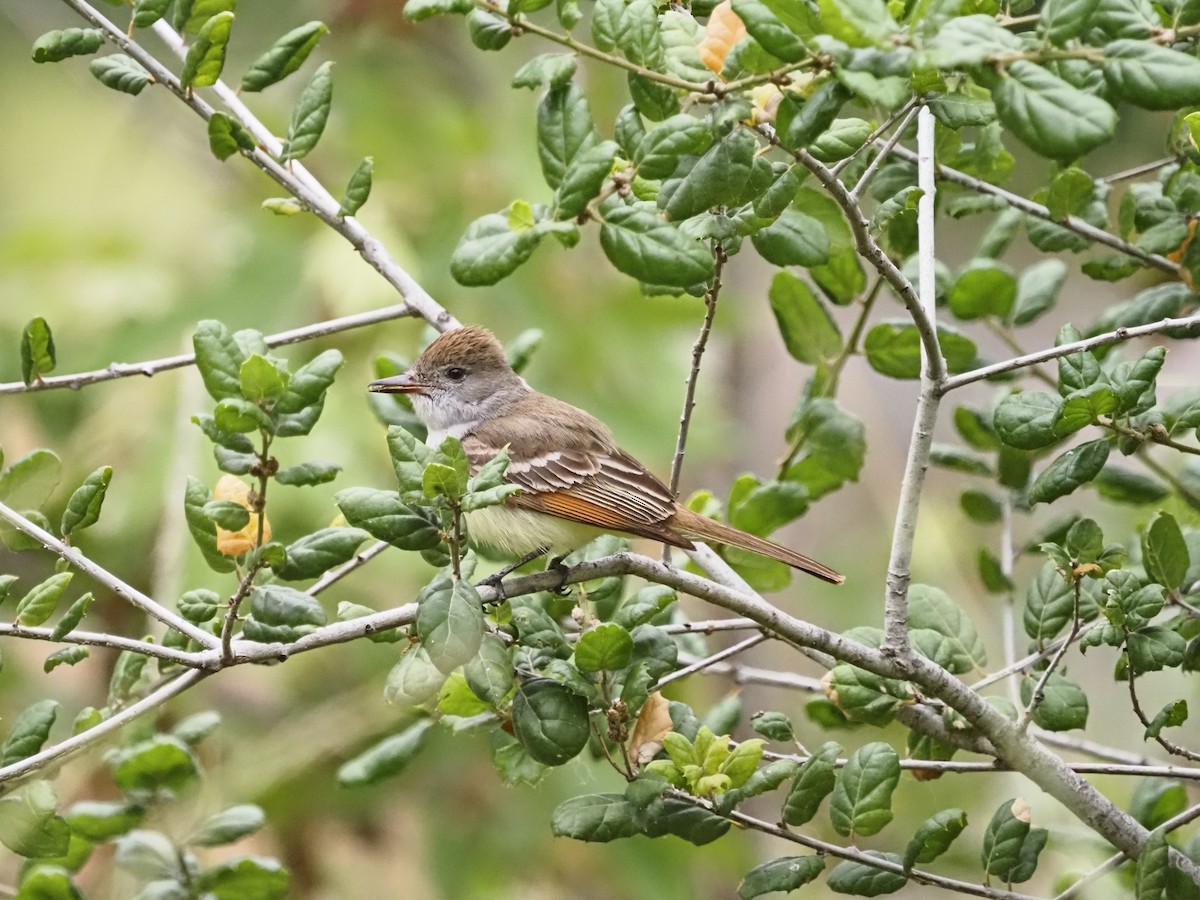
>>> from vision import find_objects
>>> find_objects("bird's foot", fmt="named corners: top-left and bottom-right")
top-left (476, 547), bottom-right (550, 602)
top-left (547, 555), bottom-right (571, 596)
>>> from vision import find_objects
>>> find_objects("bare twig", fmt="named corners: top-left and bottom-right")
top-left (886, 143), bottom-right (1179, 274)
top-left (0, 303), bottom-right (419, 396)
top-left (0, 501), bottom-right (216, 647)
top-left (668, 244), bottom-right (726, 500)
top-left (0, 669), bottom-right (209, 788)
top-left (653, 631), bottom-right (768, 690)
top-left (846, 105), bottom-right (920, 199)
top-left (940, 314), bottom-right (1200, 393)
top-left (0, 624), bottom-right (202, 667)
top-left (1017, 576), bottom-right (1082, 734)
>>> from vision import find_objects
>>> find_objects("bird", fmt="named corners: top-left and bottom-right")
top-left (368, 326), bottom-right (843, 585)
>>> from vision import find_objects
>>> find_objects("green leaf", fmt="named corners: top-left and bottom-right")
top-left (614, 0), bottom-right (665, 66)
top-left (178, 588), bottom-right (220, 624)
top-left (753, 210), bottom-right (831, 267)
top-left (416, 576), bottom-right (485, 675)
top-left (32, 28), bottom-right (105, 63)
top-left (512, 52), bottom-right (579, 90)
top-left (993, 61), bottom-right (1117, 160)
top-left (66, 800), bottom-right (144, 841)
top-left (1136, 828), bottom-right (1170, 900)
top-left (1093, 465), bottom-right (1168, 505)
top-left (904, 809), bottom-right (969, 869)
top-left (386, 426), bottom-right (432, 495)
top-left (599, 202), bottom-right (716, 287)
top-left (384, 645), bottom-right (445, 707)
top-left (337, 156), bottom-right (374, 217)
top-left (994, 391), bottom-right (1062, 450)
top-left (180, 11), bottom-right (234, 89)
top-left (1130, 777), bottom-right (1186, 829)
top-left (538, 82), bottom-right (598, 190)
top-left (1143, 512), bottom-right (1189, 590)
top-left (737, 855), bottom-right (825, 899)
top-left (189, 804), bottom-right (266, 846)
top-left (767, 272), bottom-right (841, 363)
top-left (240, 21), bottom-right (329, 92)
top-left (633, 115), bottom-right (713, 179)
top-left (464, 634), bottom-right (515, 706)
top-left (822, 854), bottom-right (906, 895)
top-left (450, 211), bottom-right (546, 286)
top-left (661, 128), bottom-right (759, 221)
top-left (49, 593), bottom-right (95, 641)
top-left (15, 573), bottom-right (73, 628)
top-left (1039, 0), bottom-right (1101, 43)
top-left (112, 829), bottom-right (180, 881)
top-left (782, 742), bottom-right (840, 826)
top-left (175, 0), bottom-right (237, 34)
top-left (192, 320), bottom-right (244, 401)
top-left (273, 351), bottom-right (342, 435)
top-left (132, 0), bottom-right (172, 28)
top-left (207, 112), bottom-right (256, 161)
top-left (730, 0), bottom-right (809, 62)
top-left (816, 0), bottom-right (898, 47)
top-left (1127, 625), bottom-right (1186, 673)
top-left (512, 678), bottom-right (591, 766)
top-left (1056, 325), bottom-right (1101, 395)
top-left (1104, 40), bottom-right (1200, 110)
top-left (0, 783), bottom-right (70, 859)
top-left (274, 460), bottom-right (341, 487)
top-left (1025, 562), bottom-right (1074, 639)
top-left (863, 321), bottom-right (977, 379)
top-left (89, 55), bottom-right (153, 96)
top-left (108, 649), bottom-right (149, 704)
top-left (111, 735), bottom-right (200, 793)
top-left (928, 91), bottom-right (996, 129)
top-left (948, 260), bottom-right (1017, 320)
top-left (782, 80), bottom-right (851, 147)
top-left (551, 793), bottom-right (641, 841)
top-left (981, 798), bottom-right (1047, 883)
top-left (262, 197), bottom-right (304, 216)
top-left (908, 584), bottom-right (986, 673)
top-left (555, 140), bottom-right (618, 219)
top-left (829, 742), bottom-right (900, 837)
top-left (279, 60), bottom-right (333, 163)
top-left (574, 623), bottom-right (634, 672)
top-left (337, 720), bottom-right (434, 787)
top-left (1021, 673), bottom-right (1088, 730)
top-left (335, 488), bottom-right (441, 551)
top-left (1055, 385), bottom-right (1117, 437)
top-left (274, 527), bottom-right (369, 580)
top-left (403, 0), bottom-right (472, 19)
top-left (809, 118), bottom-right (873, 163)
top-left (20, 318), bottom-right (56, 385)
top-left (193, 856), bottom-right (289, 899)
top-left (1012, 259), bottom-right (1068, 325)
top-left (242, 584), bottom-right (326, 643)
top-left (1028, 439), bottom-right (1110, 505)
top-left (1, 701), bottom-right (60, 766)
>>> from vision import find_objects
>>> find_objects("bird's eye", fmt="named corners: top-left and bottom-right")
top-left (446, 367), bottom-right (467, 382)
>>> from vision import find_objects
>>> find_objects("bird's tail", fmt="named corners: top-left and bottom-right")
top-left (670, 507), bottom-right (844, 585)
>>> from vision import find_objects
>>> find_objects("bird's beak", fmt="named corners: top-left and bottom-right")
top-left (368, 373), bottom-right (428, 395)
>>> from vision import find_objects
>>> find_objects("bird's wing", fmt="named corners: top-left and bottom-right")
top-left (461, 423), bottom-right (693, 548)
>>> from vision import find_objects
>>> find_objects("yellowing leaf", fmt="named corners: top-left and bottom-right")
top-left (213, 475), bottom-right (270, 555)
top-left (697, 1), bottom-right (747, 74)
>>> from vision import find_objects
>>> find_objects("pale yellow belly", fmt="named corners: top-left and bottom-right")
top-left (465, 505), bottom-right (607, 558)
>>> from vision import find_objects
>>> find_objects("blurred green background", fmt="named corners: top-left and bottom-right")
top-left (0, 1), bottom-right (1187, 897)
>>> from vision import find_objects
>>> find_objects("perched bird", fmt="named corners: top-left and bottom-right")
top-left (369, 326), bottom-right (843, 585)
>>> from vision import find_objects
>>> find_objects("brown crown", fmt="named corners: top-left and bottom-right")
top-left (418, 325), bottom-right (509, 370)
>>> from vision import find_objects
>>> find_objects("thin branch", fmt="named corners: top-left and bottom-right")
top-left (653, 631), bottom-right (768, 690)
top-left (846, 105), bottom-right (920, 198)
top-left (0, 669), bottom-right (209, 788)
top-left (668, 244), bottom-right (726, 499)
top-left (885, 143), bottom-right (1179, 274)
top-left (54, 0), bottom-right (456, 348)
top-left (707, 799), bottom-right (1044, 900)
top-left (939, 314), bottom-right (1200, 393)
top-left (833, 98), bottom-right (918, 178)
top-left (307, 541), bottom-right (390, 596)
top-left (0, 303), bottom-right (418, 396)
top-left (1101, 156), bottom-right (1178, 184)
top-left (761, 127), bottom-right (948, 382)
top-left (0, 624), bottom-right (203, 668)
top-left (1126, 652), bottom-right (1200, 762)
top-left (0, 501), bottom-right (217, 648)
top-left (1017, 576), bottom-right (1082, 734)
